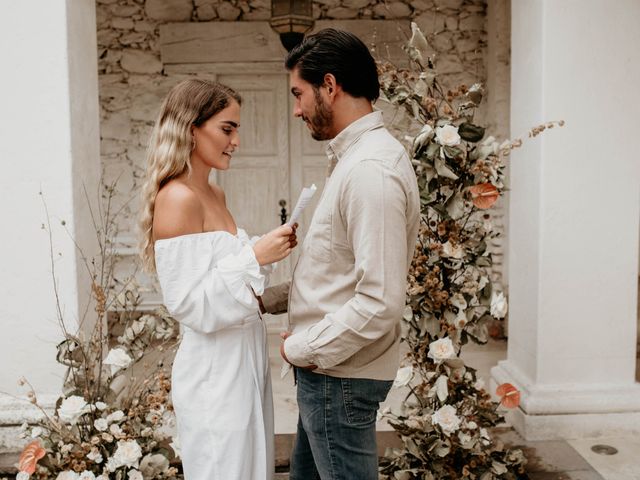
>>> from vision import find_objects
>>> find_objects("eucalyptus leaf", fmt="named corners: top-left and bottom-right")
top-left (458, 123), bottom-right (486, 143)
top-left (445, 192), bottom-right (466, 219)
top-left (443, 145), bottom-right (464, 160)
top-left (435, 157), bottom-right (459, 180)
top-left (467, 83), bottom-right (484, 105)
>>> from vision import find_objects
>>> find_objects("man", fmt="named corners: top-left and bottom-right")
top-left (260, 29), bottom-right (420, 480)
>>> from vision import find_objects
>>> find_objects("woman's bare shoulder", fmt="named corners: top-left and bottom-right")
top-left (153, 180), bottom-right (204, 240)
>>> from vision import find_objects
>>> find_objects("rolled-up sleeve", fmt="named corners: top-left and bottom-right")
top-left (284, 159), bottom-right (409, 369)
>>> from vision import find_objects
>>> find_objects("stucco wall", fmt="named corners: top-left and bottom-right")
top-left (95, 0), bottom-right (508, 285)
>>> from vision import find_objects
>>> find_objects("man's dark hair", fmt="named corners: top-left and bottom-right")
top-left (285, 28), bottom-right (380, 102)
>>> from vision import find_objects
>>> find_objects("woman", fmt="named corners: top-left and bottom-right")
top-left (139, 79), bottom-right (295, 480)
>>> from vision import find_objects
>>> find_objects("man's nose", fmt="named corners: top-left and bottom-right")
top-left (293, 104), bottom-right (302, 118)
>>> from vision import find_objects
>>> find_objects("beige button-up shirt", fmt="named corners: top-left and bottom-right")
top-left (270, 111), bottom-right (420, 380)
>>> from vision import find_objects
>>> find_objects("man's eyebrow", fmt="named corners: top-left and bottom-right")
top-left (221, 120), bottom-right (239, 128)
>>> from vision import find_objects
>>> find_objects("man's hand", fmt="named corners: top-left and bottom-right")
top-left (280, 331), bottom-right (317, 370)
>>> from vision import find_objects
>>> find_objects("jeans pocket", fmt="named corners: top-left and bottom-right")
top-left (341, 378), bottom-right (393, 426)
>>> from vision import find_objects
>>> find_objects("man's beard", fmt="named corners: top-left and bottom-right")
top-left (306, 88), bottom-right (333, 141)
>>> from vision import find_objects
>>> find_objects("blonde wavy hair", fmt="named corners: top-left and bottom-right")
top-left (139, 79), bottom-right (242, 272)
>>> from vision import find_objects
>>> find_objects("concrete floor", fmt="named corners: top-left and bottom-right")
top-left (269, 334), bottom-right (640, 479)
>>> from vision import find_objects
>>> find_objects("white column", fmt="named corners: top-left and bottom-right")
top-left (491, 0), bottom-right (640, 440)
top-left (0, 0), bottom-right (100, 452)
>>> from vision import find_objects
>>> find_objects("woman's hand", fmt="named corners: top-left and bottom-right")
top-left (253, 224), bottom-right (298, 266)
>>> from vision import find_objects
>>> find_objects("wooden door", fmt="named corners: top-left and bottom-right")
top-left (209, 69), bottom-right (327, 332)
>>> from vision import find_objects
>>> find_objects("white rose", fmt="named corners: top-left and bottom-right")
top-left (441, 241), bottom-right (464, 259)
top-left (435, 125), bottom-right (461, 146)
top-left (58, 396), bottom-right (88, 425)
top-left (474, 378), bottom-right (486, 391)
top-left (112, 439), bottom-right (142, 469)
top-left (104, 348), bottom-right (133, 375)
top-left (96, 476), bottom-right (108, 480)
top-left (392, 366), bottom-right (414, 388)
top-left (140, 453), bottom-right (170, 477)
top-left (94, 402), bottom-right (107, 411)
top-left (466, 420), bottom-right (478, 430)
top-left (106, 410), bottom-right (125, 423)
top-left (106, 456), bottom-right (119, 472)
top-left (56, 472), bottom-right (80, 480)
top-left (109, 424), bottom-right (123, 436)
top-left (17, 472), bottom-right (30, 480)
top-left (87, 449), bottom-right (103, 464)
top-left (31, 426), bottom-right (43, 438)
top-left (127, 470), bottom-right (143, 480)
top-left (431, 404), bottom-right (462, 435)
top-left (427, 338), bottom-right (456, 363)
top-left (94, 418), bottom-right (108, 432)
top-left (78, 471), bottom-right (96, 480)
top-left (490, 291), bottom-right (508, 319)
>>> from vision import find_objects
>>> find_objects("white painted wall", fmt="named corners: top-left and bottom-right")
top-left (492, 0), bottom-right (640, 439)
top-left (0, 1), bottom-right (100, 403)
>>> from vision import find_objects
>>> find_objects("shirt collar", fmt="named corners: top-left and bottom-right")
top-left (326, 111), bottom-right (384, 164)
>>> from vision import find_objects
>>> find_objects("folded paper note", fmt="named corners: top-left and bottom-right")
top-left (286, 184), bottom-right (317, 226)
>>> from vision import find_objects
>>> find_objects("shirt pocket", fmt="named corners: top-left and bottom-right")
top-left (307, 210), bottom-right (332, 263)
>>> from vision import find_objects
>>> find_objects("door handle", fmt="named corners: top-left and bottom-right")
top-left (279, 199), bottom-right (288, 225)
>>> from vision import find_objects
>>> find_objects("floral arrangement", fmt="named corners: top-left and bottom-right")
top-left (15, 185), bottom-right (181, 480)
top-left (376, 23), bottom-right (562, 479)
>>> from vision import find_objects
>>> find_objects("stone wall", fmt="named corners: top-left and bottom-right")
top-left (95, 0), bottom-right (507, 284)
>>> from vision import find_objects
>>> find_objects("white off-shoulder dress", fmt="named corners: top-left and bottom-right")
top-left (154, 229), bottom-right (274, 480)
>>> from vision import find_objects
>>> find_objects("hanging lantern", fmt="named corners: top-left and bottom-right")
top-left (270, 0), bottom-right (314, 52)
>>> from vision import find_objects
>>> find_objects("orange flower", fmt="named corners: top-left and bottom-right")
top-left (468, 183), bottom-right (499, 209)
top-left (18, 439), bottom-right (46, 474)
top-left (496, 383), bottom-right (521, 409)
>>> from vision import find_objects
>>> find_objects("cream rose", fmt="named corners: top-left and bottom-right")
top-left (427, 338), bottom-right (456, 363)
top-left (112, 439), bottom-right (142, 469)
top-left (78, 471), bottom-right (95, 480)
top-left (57, 396), bottom-right (88, 425)
top-left (431, 404), bottom-right (462, 435)
top-left (127, 470), bottom-right (143, 480)
top-left (393, 366), bottom-right (414, 388)
top-left (490, 291), bottom-right (508, 319)
top-left (16, 472), bottom-right (30, 480)
top-left (140, 454), bottom-right (170, 477)
top-left (435, 125), bottom-right (461, 146)
top-left (107, 410), bottom-right (125, 423)
top-left (87, 449), bottom-right (103, 464)
top-left (104, 348), bottom-right (133, 375)
top-left (94, 418), bottom-right (108, 432)
top-left (56, 472), bottom-right (80, 480)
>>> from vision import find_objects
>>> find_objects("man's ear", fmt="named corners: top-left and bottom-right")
top-left (323, 73), bottom-right (338, 98)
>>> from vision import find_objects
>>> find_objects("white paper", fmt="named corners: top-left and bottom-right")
top-left (280, 361), bottom-right (292, 379)
top-left (286, 184), bottom-right (317, 226)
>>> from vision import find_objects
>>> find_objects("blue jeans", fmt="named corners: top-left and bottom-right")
top-left (289, 368), bottom-right (393, 480)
